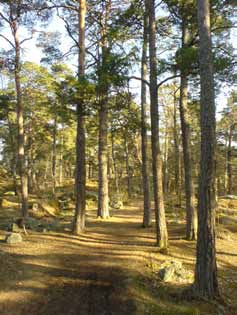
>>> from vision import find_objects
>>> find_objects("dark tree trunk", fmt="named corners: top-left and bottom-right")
top-left (12, 20), bottom-right (28, 220)
top-left (73, 0), bottom-right (86, 234)
top-left (179, 22), bottom-right (197, 240)
top-left (195, 0), bottom-right (219, 299)
top-left (141, 8), bottom-right (151, 227)
top-left (146, 0), bottom-right (168, 249)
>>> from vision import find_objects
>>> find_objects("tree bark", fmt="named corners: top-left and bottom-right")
top-left (173, 90), bottom-right (181, 204)
top-left (146, 0), bottom-right (168, 249)
top-left (179, 72), bottom-right (197, 240)
top-left (227, 126), bottom-right (233, 195)
top-left (111, 132), bottom-right (120, 197)
top-left (12, 19), bottom-right (28, 220)
top-left (124, 133), bottom-right (132, 199)
top-left (73, 0), bottom-right (87, 234)
top-left (97, 94), bottom-right (109, 218)
top-left (179, 22), bottom-right (197, 240)
top-left (6, 112), bottom-right (18, 195)
top-left (141, 9), bottom-right (151, 227)
top-left (163, 125), bottom-right (169, 194)
top-left (52, 114), bottom-right (57, 195)
top-left (59, 132), bottom-right (64, 185)
top-left (195, 0), bottom-right (219, 298)
top-left (97, 0), bottom-right (111, 219)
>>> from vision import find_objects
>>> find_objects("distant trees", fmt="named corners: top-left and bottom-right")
top-left (0, 1), bottom-right (39, 220)
top-left (0, 0), bottom-right (236, 300)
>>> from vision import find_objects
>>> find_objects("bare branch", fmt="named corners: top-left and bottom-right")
top-left (0, 11), bottom-right (11, 25)
top-left (128, 76), bottom-right (150, 87)
top-left (0, 34), bottom-right (15, 48)
top-left (157, 74), bottom-right (180, 89)
top-left (57, 11), bottom-right (79, 48)
top-left (20, 35), bottom-right (34, 45)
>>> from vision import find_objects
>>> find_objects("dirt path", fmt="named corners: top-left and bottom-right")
top-left (0, 203), bottom-right (237, 315)
top-left (0, 204), bottom-right (153, 315)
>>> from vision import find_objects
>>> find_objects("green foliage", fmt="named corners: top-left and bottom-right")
top-left (175, 47), bottom-right (199, 73)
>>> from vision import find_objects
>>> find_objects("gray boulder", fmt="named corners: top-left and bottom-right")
top-left (109, 199), bottom-right (123, 210)
top-left (159, 261), bottom-right (182, 282)
top-left (5, 233), bottom-right (23, 244)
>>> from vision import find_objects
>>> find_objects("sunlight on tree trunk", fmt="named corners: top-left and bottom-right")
top-left (146, 0), bottom-right (168, 249)
top-left (73, 0), bottom-right (87, 234)
top-left (195, 0), bottom-right (219, 299)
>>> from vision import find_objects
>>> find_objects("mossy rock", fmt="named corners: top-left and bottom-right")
top-left (5, 232), bottom-right (23, 244)
top-left (158, 261), bottom-right (193, 283)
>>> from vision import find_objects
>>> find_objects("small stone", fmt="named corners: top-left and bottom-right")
top-left (32, 203), bottom-right (39, 211)
top-left (5, 233), bottom-right (23, 244)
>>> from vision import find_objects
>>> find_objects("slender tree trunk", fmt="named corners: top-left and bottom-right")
top-left (195, 0), bottom-right (219, 298)
top-left (52, 114), bottom-right (57, 195)
top-left (97, 0), bottom-right (111, 219)
top-left (28, 147), bottom-right (33, 194)
top-left (73, 0), bottom-right (86, 234)
top-left (44, 156), bottom-right (50, 181)
top-left (124, 133), bottom-right (132, 198)
top-left (179, 22), bottom-right (197, 240)
top-left (59, 133), bottom-right (64, 185)
top-left (98, 94), bottom-right (109, 218)
top-left (111, 132), bottom-right (120, 196)
top-left (173, 91), bottom-right (181, 204)
top-left (141, 9), bottom-right (151, 227)
top-left (146, 0), bottom-right (168, 249)
top-left (163, 125), bottom-right (169, 194)
top-left (6, 113), bottom-right (18, 195)
top-left (224, 136), bottom-right (228, 194)
top-left (12, 160), bottom-right (18, 195)
top-left (227, 126), bottom-right (233, 195)
top-left (12, 20), bottom-right (28, 219)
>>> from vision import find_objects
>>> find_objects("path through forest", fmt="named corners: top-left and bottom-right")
top-left (1, 200), bottom-right (237, 315)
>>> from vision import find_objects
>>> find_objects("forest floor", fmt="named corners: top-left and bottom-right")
top-left (0, 189), bottom-right (237, 314)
